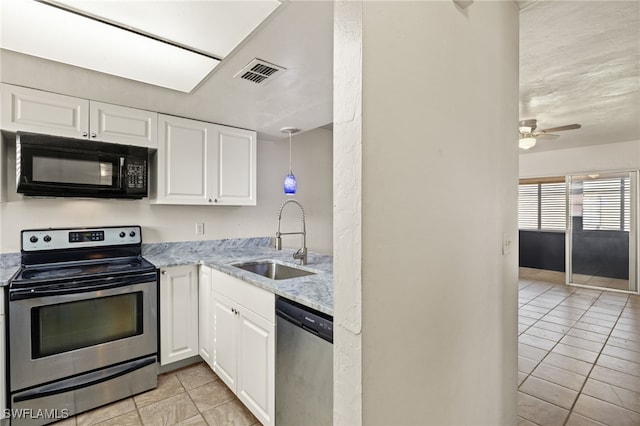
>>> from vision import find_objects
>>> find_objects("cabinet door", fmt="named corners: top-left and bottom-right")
top-left (212, 291), bottom-right (238, 391)
top-left (89, 101), bottom-right (158, 148)
top-left (0, 83), bottom-right (89, 137)
top-left (159, 265), bottom-right (199, 365)
top-left (154, 114), bottom-right (213, 205)
top-left (237, 307), bottom-right (275, 426)
top-left (198, 266), bottom-right (212, 367)
top-left (0, 291), bottom-right (5, 420)
top-left (213, 125), bottom-right (257, 206)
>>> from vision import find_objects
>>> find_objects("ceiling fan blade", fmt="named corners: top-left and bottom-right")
top-left (539, 124), bottom-right (581, 133)
top-left (535, 133), bottom-right (560, 139)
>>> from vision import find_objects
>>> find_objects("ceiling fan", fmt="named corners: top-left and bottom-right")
top-left (518, 119), bottom-right (581, 149)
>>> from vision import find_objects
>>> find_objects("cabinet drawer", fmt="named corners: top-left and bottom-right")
top-left (210, 268), bottom-right (274, 322)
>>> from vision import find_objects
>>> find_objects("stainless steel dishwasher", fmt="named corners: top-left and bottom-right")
top-left (276, 297), bottom-right (333, 426)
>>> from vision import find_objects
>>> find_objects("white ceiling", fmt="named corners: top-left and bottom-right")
top-left (0, 0), bottom-right (333, 140)
top-left (0, 1), bottom-right (637, 147)
top-left (519, 0), bottom-right (640, 152)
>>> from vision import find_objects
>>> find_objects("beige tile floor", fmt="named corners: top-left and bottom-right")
top-left (52, 270), bottom-right (640, 426)
top-left (53, 363), bottom-right (258, 426)
top-left (518, 272), bottom-right (640, 425)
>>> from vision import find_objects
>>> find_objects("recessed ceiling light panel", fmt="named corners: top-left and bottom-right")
top-left (0, 0), bottom-right (222, 92)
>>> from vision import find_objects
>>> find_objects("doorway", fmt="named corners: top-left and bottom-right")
top-left (567, 171), bottom-right (637, 293)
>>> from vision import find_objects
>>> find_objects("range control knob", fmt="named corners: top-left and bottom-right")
top-left (119, 232), bottom-right (126, 238)
top-left (29, 236), bottom-right (38, 243)
top-left (129, 231), bottom-right (136, 238)
top-left (43, 235), bottom-right (52, 242)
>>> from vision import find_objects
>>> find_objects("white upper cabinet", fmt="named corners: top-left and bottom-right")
top-left (89, 101), bottom-right (157, 148)
top-left (215, 125), bottom-right (256, 205)
top-left (1, 83), bottom-right (89, 137)
top-left (153, 114), bottom-right (256, 206)
top-left (155, 114), bottom-right (211, 204)
top-left (0, 84), bottom-right (157, 147)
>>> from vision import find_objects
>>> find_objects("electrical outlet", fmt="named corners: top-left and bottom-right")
top-left (195, 222), bottom-right (205, 235)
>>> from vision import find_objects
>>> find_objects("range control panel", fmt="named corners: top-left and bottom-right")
top-left (22, 226), bottom-right (142, 252)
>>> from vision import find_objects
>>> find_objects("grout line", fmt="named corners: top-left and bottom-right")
top-left (516, 280), bottom-right (633, 425)
top-left (561, 292), bottom-right (631, 426)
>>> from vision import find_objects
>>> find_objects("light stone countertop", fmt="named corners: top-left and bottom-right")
top-left (1, 237), bottom-right (334, 316)
top-left (0, 253), bottom-right (20, 286)
top-left (144, 237), bottom-right (334, 315)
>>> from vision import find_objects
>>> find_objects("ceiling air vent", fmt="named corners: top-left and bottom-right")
top-left (234, 58), bottom-right (285, 85)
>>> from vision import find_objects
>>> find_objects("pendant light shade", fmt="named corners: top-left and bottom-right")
top-left (281, 127), bottom-right (300, 194)
top-left (284, 172), bottom-right (297, 194)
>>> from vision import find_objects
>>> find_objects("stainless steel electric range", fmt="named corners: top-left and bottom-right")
top-left (7, 226), bottom-right (158, 425)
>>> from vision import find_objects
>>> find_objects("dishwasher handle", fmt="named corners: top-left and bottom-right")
top-left (276, 297), bottom-right (333, 343)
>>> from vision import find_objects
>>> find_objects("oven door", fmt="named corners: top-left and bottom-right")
top-left (9, 275), bottom-right (157, 392)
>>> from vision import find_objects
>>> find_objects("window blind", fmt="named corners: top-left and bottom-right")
top-left (540, 183), bottom-right (567, 230)
top-left (518, 184), bottom-right (538, 230)
top-left (518, 182), bottom-right (566, 231)
top-left (583, 177), bottom-right (630, 231)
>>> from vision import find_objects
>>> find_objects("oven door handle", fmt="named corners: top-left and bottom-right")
top-left (9, 273), bottom-right (157, 300)
top-left (13, 356), bottom-right (157, 403)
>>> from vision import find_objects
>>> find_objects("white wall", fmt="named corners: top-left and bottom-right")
top-left (334, 1), bottom-right (519, 425)
top-left (520, 139), bottom-right (640, 178)
top-left (0, 128), bottom-right (333, 253)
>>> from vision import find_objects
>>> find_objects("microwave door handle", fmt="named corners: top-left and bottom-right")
top-left (119, 157), bottom-right (125, 189)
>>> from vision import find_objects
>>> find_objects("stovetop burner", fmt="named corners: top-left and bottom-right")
top-left (16, 257), bottom-right (153, 282)
top-left (11, 256), bottom-right (156, 287)
top-left (10, 226), bottom-right (157, 289)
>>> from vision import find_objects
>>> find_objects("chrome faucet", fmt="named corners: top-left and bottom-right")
top-left (275, 199), bottom-right (307, 265)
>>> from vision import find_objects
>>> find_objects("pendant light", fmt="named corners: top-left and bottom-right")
top-left (281, 127), bottom-right (299, 194)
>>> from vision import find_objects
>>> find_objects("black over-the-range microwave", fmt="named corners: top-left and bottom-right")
top-left (16, 131), bottom-right (149, 199)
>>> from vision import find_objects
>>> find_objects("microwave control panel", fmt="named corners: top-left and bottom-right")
top-left (126, 161), bottom-right (146, 190)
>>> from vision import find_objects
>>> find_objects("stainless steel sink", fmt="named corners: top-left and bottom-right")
top-left (232, 260), bottom-right (316, 280)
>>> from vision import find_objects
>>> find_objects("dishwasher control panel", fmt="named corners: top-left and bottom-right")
top-left (276, 297), bottom-right (333, 343)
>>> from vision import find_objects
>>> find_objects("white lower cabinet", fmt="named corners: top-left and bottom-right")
top-left (198, 266), bottom-right (212, 366)
top-left (210, 268), bottom-right (275, 426)
top-left (159, 265), bottom-right (199, 365)
top-left (0, 291), bottom-right (6, 424)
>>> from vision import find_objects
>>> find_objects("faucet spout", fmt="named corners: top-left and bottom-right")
top-left (275, 199), bottom-right (307, 265)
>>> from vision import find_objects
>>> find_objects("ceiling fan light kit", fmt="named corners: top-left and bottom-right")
top-left (518, 119), bottom-right (581, 149)
top-left (519, 137), bottom-right (537, 150)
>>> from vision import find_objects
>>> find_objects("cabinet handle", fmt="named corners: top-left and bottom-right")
top-left (90, 133), bottom-right (97, 138)
top-left (161, 271), bottom-right (167, 275)
top-left (82, 132), bottom-right (88, 137)
top-left (208, 199), bottom-right (212, 203)
top-left (214, 199), bottom-right (218, 203)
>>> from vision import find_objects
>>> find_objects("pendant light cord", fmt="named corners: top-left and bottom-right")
top-left (288, 132), bottom-right (293, 173)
